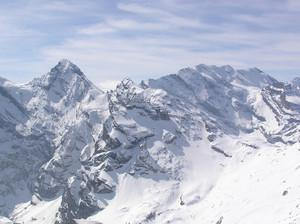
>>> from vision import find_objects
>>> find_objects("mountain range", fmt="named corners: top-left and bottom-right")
top-left (0, 59), bottom-right (300, 224)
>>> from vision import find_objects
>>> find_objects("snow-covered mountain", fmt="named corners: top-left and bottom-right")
top-left (1, 60), bottom-right (300, 224)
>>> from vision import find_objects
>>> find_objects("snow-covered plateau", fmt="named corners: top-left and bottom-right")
top-left (0, 60), bottom-right (300, 224)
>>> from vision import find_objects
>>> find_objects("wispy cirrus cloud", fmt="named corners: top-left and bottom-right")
top-left (117, 2), bottom-right (205, 28)
top-left (0, 0), bottom-right (299, 88)
top-left (78, 18), bottom-right (167, 35)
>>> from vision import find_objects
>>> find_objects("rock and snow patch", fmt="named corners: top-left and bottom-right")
top-left (162, 129), bottom-right (176, 144)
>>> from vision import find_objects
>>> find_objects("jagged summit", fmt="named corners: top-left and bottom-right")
top-left (14, 59), bottom-right (105, 120)
top-left (161, 64), bottom-right (275, 89)
top-left (28, 59), bottom-right (89, 90)
top-left (53, 59), bottom-right (84, 76)
top-left (148, 64), bottom-right (276, 98)
top-left (46, 59), bottom-right (86, 84)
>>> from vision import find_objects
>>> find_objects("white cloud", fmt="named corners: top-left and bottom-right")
top-left (0, 0), bottom-right (299, 84)
top-left (78, 24), bottom-right (116, 35)
top-left (41, 1), bottom-right (87, 12)
top-left (97, 80), bottom-right (120, 91)
top-left (41, 27), bottom-right (300, 84)
top-left (117, 2), bottom-right (204, 28)
top-left (78, 18), bottom-right (167, 35)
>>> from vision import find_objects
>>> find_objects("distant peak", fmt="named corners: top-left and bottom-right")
top-left (178, 67), bottom-right (196, 73)
top-left (45, 59), bottom-right (88, 82)
top-left (195, 64), bottom-right (209, 70)
top-left (195, 64), bottom-right (235, 75)
top-left (53, 59), bottom-right (82, 74)
top-left (29, 59), bottom-right (91, 90)
top-left (58, 58), bottom-right (71, 64)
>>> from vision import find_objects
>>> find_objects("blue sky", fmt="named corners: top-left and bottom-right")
top-left (0, 0), bottom-right (299, 89)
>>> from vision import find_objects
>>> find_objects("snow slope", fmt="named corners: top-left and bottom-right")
top-left (0, 61), bottom-right (300, 224)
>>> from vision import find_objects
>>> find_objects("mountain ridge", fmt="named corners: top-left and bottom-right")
top-left (0, 60), bottom-right (300, 224)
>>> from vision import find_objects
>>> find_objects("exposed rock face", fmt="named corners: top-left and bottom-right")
top-left (1, 61), bottom-right (300, 224)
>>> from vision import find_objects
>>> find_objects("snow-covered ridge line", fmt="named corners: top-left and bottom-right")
top-left (0, 60), bottom-right (300, 224)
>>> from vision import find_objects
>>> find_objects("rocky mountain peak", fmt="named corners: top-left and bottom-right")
top-left (29, 59), bottom-right (88, 90)
top-left (53, 59), bottom-right (84, 76)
